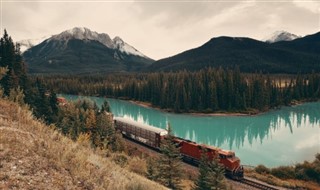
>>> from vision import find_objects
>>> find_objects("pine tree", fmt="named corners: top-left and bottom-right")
top-left (96, 112), bottom-right (114, 149)
top-left (207, 158), bottom-right (226, 190)
top-left (193, 151), bottom-right (212, 190)
top-left (146, 157), bottom-right (159, 181)
top-left (158, 124), bottom-right (183, 189)
top-left (193, 150), bottom-right (226, 190)
top-left (101, 100), bottom-right (110, 112)
top-left (48, 90), bottom-right (59, 124)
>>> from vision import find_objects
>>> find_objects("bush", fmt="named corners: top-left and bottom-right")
top-left (112, 153), bottom-right (128, 167)
top-left (295, 161), bottom-right (320, 183)
top-left (255, 164), bottom-right (270, 174)
top-left (127, 157), bottom-right (147, 176)
top-left (271, 166), bottom-right (295, 179)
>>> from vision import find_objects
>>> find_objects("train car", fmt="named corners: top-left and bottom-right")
top-left (174, 138), bottom-right (243, 179)
top-left (114, 117), bottom-right (168, 149)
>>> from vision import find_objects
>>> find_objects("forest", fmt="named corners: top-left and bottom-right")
top-left (41, 69), bottom-right (320, 114)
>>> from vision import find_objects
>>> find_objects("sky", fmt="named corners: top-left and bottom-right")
top-left (1, 0), bottom-right (319, 60)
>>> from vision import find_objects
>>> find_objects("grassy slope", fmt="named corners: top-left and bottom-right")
top-left (0, 99), bottom-right (166, 190)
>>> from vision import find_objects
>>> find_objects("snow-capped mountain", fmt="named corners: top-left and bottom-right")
top-left (264, 31), bottom-right (300, 43)
top-left (22, 27), bottom-right (154, 74)
top-left (20, 27), bottom-right (149, 59)
top-left (51, 27), bottom-right (115, 49)
top-left (113, 36), bottom-right (146, 58)
top-left (50, 27), bottom-right (149, 58)
top-left (17, 36), bottom-right (50, 52)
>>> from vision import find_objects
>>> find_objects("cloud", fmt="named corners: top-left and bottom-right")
top-left (1, 1), bottom-right (319, 60)
top-left (293, 0), bottom-right (320, 14)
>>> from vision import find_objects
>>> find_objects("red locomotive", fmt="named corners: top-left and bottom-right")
top-left (114, 117), bottom-right (244, 179)
top-left (173, 137), bottom-right (243, 179)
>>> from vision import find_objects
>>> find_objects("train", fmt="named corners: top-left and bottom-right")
top-left (113, 117), bottom-right (244, 179)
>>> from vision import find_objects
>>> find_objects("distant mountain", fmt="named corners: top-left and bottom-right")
top-left (23, 27), bottom-right (153, 74)
top-left (265, 31), bottom-right (300, 43)
top-left (147, 32), bottom-right (320, 74)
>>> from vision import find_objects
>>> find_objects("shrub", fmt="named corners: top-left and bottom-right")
top-left (295, 161), bottom-right (320, 183)
top-left (271, 166), bottom-right (295, 179)
top-left (127, 157), bottom-right (147, 176)
top-left (255, 164), bottom-right (270, 174)
top-left (112, 153), bottom-right (128, 167)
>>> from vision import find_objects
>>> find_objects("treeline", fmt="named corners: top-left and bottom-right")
top-left (43, 69), bottom-right (320, 113)
top-left (56, 98), bottom-right (126, 151)
top-left (0, 30), bottom-right (58, 124)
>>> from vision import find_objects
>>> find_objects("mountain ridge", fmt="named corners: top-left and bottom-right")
top-left (147, 31), bottom-right (320, 73)
top-left (22, 28), bottom-right (319, 74)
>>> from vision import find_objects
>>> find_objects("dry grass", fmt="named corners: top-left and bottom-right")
top-left (0, 99), bottom-right (167, 190)
top-left (245, 168), bottom-right (320, 190)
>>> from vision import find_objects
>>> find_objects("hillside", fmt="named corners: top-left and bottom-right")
top-left (0, 99), bottom-right (166, 190)
top-left (147, 32), bottom-right (320, 73)
top-left (23, 27), bottom-right (153, 74)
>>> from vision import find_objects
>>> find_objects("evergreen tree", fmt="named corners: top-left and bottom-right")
top-left (101, 100), bottom-right (110, 112)
top-left (158, 124), bottom-right (183, 189)
top-left (193, 151), bottom-right (212, 190)
top-left (96, 112), bottom-right (114, 149)
top-left (48, 90), bottom-right (59, 123)
top-left (193, 150), bottom-right (226, 190)
top-left (207, 158), bottom-right (226, 190)
top-left (146, 157), bottom-right (159, 181)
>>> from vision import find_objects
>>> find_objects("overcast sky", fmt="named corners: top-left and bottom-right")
top-left (1, 0), bottom-right (319, 60)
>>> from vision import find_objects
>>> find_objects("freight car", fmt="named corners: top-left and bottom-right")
top-left (114, 117), bottom-right (168, 149)
top-left (114, 117), bottom-right (243, 179)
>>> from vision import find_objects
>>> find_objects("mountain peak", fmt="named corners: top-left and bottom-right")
top-left (112, 36), bottom-right (147, 58)
top-left (113, 36), bottom-right (123, 42)
top-left (21, 27), bottom-right (151, 59)
top-left (52, 27), bottom-right (114, 47)
top-left (265, 30), bottom-right (300, 43)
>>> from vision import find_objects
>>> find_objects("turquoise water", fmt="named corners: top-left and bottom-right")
top-left (62, 94), bottom-right (320, 167)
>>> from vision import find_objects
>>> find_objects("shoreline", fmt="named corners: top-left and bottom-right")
top-left (127, 99), bottom-right (319, 116)
top-left (61, 94), bottom-right (318, 117)
top-left (128, 100), bottom-right (260, 116)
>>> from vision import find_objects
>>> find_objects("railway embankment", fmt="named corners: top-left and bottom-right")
top-left (124, 135), bottom-right (320, 190)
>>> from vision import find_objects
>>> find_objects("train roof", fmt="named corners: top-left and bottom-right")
top-left (114, 117), bottom-right (168, 136)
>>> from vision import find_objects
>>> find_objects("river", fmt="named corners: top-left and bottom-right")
top-left (62, 94), bottom-right (320, 167)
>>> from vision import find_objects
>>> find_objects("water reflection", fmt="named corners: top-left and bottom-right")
top-left (106, 98), bottom-right (319, 149)
top-left (63, 95), bottom-right (320, 167)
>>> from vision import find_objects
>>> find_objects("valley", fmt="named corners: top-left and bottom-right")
top-left (1, 4), bottom-right (319, 188)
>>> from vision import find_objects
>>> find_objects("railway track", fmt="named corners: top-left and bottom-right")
top-left (237, 178), bottom-right (279, 190)
top-left (124, 136), bottom-right (282, 190)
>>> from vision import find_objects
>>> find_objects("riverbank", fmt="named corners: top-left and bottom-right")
top-left (127, 98), bottom-right (320, 117)
top-left (61, 94), bottom-right (318, 117)
top-left (128, 100), bottom-right (262, 116)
